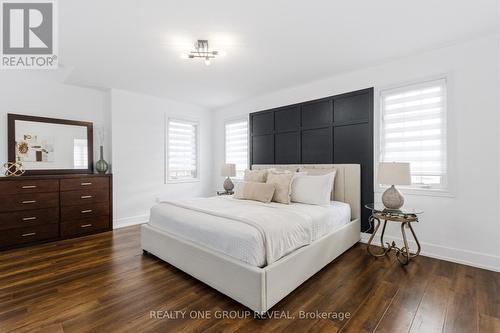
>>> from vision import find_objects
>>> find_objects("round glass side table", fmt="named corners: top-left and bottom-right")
top-left (365, 203), bottom-right (423, 265)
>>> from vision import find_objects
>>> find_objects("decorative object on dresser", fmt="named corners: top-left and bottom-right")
top-left (0, 174), bottom-right (112, 249)
top-left (95, 146), bottom-right (109, 174)
top-left (8, 113), bottom-right (94, 175)
top-left (378, 162), bottom-right (411, 209)
top-left (221, 163), bottom-right (236, 193)
top-left (365, 203), bottom-right (422, 265)
top-left (95, 126), bottom-right (109, 174)
top-left (3, 161), bottom-right (25, 177)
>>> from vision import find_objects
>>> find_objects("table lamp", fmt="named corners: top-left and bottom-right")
top-left (221, 163), bottom-right (236, 193)
top-left (378, 162), bottom-right (411, 209)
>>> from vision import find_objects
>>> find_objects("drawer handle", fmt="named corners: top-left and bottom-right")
top-left (81, 182), bottom-right (92, 186)
top-left (81, 224), bottom-right (92, 228)
top-left (21, 232), bottom-right (36, 237)
top-left (81, 195), bottom-right (93, 199)
top-left (81, 209), bottom-right (93, 214)
top-left (22, 217), bottom-right (37, 221)
top-left (21, 200), bottom-right (37, 204)
top-left (21, 185), bottom-right (37, 189)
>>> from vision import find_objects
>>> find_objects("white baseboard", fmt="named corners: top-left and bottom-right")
top-left (114, 214), bottom-right (149, 229)
top-left (360, 232), bottom-right (500, 273)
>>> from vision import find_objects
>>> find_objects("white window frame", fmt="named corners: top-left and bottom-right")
top-left (376, 75), bottom-right (454, 197)
top-left (166, 117), bottom-right (200, 184)
top-left (224, 116), bottom-right (249, 180)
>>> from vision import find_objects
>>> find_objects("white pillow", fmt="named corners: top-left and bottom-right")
top-left (291, 172), bottom-right (336, 205)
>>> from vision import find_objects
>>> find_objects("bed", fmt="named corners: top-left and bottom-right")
top-left (141, 164), bottom-right (360, 314)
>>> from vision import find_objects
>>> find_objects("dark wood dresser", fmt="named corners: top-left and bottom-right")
top-left (0, 174), bottom-right (112, 249)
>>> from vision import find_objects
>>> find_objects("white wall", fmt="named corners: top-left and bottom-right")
top-left (0, 71), bottom-right (109, 172)
top-left (110, 89), bottom-right (213, 227)
top-left (212, 33), bottom-right (500, 271)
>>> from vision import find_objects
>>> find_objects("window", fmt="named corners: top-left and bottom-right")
top-left (167, 119), bottom-right (199, 182)
top-left (73, 139), bottom-right (88, 169)
top-left (380, 78), bottom-right (447, 190)
top-left (225, 119), bottom-right (248, 179)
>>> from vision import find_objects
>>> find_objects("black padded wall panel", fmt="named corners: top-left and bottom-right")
top-left (275, 106), bottom-right (300, 132)
top-left (251, 112), bottom-right (274, 135)
top-left (334, 92), bottom-right (371, 124)
top-left (250, 88), bottom-right (374, 232)
top-left (251, 135), bottom-right (274, 164)
top-left (301, 100), bottom-right (333, 128)
top-left (275, 132), bottom-right (300, 163)
top-left (301, 128), bottom-right (332, 163)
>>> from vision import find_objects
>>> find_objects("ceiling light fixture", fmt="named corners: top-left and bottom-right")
top-left (180, 40), bottom-right (222, 66)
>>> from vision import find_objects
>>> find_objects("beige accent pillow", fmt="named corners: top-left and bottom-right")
top-left (266, 171), bottom-right (295, 204)
top-left (244, 169), bottom-right (268, 183)
top-left (234, 182), bottom-right (275, 203)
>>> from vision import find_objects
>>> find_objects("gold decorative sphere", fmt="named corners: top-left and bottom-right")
top-left (3, 162), bottom-right (25, 177)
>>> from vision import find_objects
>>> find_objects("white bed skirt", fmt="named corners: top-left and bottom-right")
top-left (141, 218), bottom-right (360, 314)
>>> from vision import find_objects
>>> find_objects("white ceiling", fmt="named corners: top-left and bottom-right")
top-left (59, 0), bottom-right (499, 108)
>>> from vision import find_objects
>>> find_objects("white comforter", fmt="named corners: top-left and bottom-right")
top-left (156, 196), bottom-right (313, 265)
top-left (148, 196), bottom-right (351, 266)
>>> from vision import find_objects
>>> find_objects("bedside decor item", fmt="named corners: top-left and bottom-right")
top-left (95, 146), bottom-right (109, 174)
top-left (221, 163), bottom-right (236, 193)
top-left (378, 162), bottom-right (411, 210)
top-left (3, 162), bottom-right (25, 177)
top-left (366, 203), bottom-right (422, 265)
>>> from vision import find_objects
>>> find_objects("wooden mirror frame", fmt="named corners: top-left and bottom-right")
top-left (7, 113), bottom-right (94, 175)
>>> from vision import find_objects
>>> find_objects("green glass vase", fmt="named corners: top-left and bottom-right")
top-left (96, 146), bottom-right (109, 174)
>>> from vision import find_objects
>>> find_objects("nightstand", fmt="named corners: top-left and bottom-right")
top-left (365, 203), bottom-right (423, 265)
top-left (216, 190), bottom-right (234, 196)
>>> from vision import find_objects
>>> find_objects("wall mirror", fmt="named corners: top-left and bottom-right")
top-left (7, 114), bottom-right (94, 175)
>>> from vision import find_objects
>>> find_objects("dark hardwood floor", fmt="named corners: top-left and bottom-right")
top-left (1, 225), bottom-right (499, 333)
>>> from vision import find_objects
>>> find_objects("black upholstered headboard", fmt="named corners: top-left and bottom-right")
top-left (249, 88), bottom-right (374, 232)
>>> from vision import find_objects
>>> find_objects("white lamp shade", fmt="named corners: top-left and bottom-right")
top-left (221, 163), bottom-right (236, 177)
top-left (378, 162), bottom-right (411, 185)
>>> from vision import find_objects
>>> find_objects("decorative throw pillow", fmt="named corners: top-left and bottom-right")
top-left (291, 171), bottom-right (336, 206)
top-left (266, 171), bottom-right (295, 204)
top-left (268, 168), bottom-right (297, 174)
top-left (299, 167), bottom-right (337, 192)
top-left (244, 169), bottom-right (268, 183)
top-left (234, 182), bottom-right (275, 203)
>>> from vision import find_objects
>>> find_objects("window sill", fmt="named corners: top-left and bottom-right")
top-left (167, 178), bottom-right (201, 184)
top-left (375, 187), bottom-right (454, 198)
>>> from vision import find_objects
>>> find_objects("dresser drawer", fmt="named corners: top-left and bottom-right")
top-left (60, 177), bottom-right (109, 192)
top-left (60, 189), bottom-right (109, 207)
top-left (61, 203), bottom-right (109, 222)
top-left (0, 192), bottom-right (59, 212)
top-left (0, 179), bottom-right (59, 195)
top-left (60, 216), bottom-right (110, 237)
top-left (0, 208), bottom-right (59, 230)
top-left (0, 224), bottom-right (59, 247)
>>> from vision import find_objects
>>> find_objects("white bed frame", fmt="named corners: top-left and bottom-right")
top-left (141, 164), bottom-right (361, 314)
